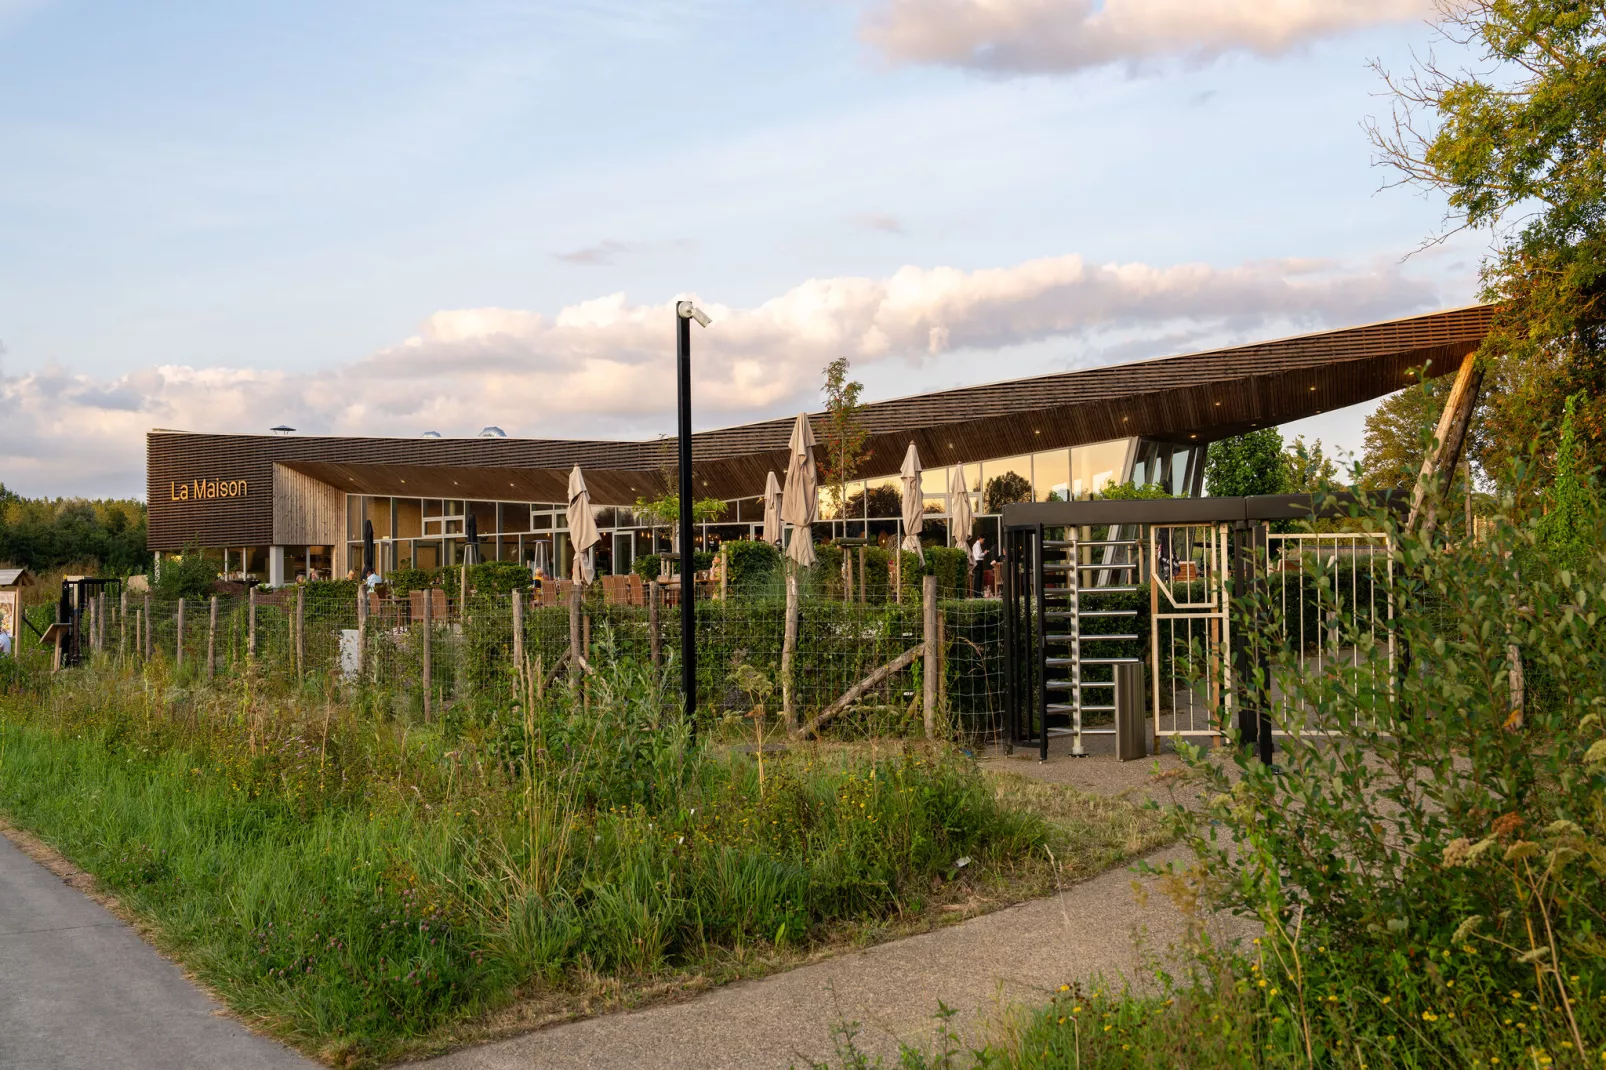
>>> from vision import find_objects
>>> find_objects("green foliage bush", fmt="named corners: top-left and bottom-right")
top-left (632, 551), bottom-right (714, 582)
top-left (722, 540), bottom-right (781, 594)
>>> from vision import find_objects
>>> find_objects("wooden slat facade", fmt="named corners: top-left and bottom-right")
top-left (147, 304), bottom-right (1494, 551)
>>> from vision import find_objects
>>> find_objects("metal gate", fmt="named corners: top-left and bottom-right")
top-left (1149, 523), bottom-right (1232, 739)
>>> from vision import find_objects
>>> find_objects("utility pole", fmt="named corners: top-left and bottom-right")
top-left (675, 299), bottom-right (711, 731)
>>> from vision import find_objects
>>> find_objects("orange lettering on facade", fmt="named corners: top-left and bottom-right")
top-left (170, 478), bottom-right (248, 502)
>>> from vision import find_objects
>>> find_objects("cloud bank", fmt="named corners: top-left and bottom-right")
top-left (860, 0), bottom-right (1433, 75)
top-left (0, 252), bottom-right (1438, 497)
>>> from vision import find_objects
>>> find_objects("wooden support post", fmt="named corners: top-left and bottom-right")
top-left (357, 588), bottom-right (369, 679)
top-left (843, 550), bottom-right (852, 604)
top-left (583, 611), bottom-right (592, 662)
top-left (1408, 351), bottom-right (1483, 535)
top-left (568, 585), bottom-right (582, 683)
top-left (98, 591), bottom-right (107, 653)
top-left (176, 597), bottom-right (185, 669)
top-left (295, 585), bottom-right (306, 679)
top-left (922, 574), bottom-right (938, 739)
top-left (782, 569), bottom-right (800, 731)
top-left (936, 606), bottom-right (947, 715)
top-left (119, 588), bottom-right (128, 661)
top-left (143, 594), bottom-right (152, 660)
top-left (719, 543), bottom-right (728, 601)
top-left (510, 589), bottom-right (523, 669)
top-left (422, 587), bottom-right (433, 721)
top-left (858, 547), bottom-right (866, 605)
top-left (207, 595), bottom-right (218, 680)
top-left (460, 561), bottom-right (469, 618)
top-left (247, 585), bottom-right (257, 660)
top-left (649, 580), bottom-right (662, 668)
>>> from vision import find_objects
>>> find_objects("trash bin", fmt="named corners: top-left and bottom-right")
top-left (1116, 661), bottom-right (1147, 762)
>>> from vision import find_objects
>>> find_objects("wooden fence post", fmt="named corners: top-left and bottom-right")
top-left (357, 589), bottom-right (369, 679)
top-left (511, 588), bottom-right (524, 669)
top-left (248, 585), bottom-right (257, 660)
top-left (207, 595), bottom-right (218, 680)
top-left (782, 568), bottom-right (800, 731)
top-left (119, 588), bottom-right (128, 661)
top-left (858, 547), bottom-right (866, 605)
top-left (143, 594), bottom-right (152, 660)
top-left (648, 580), bottom-right (662, 668)
top-left (176, 597), bottom-right (185, 669)
top-left (922, 574), bottom-right (938, 740)
top-left (134, 609), bottom-right (142, 662)
top-left (568, 585), bottom-right (582, 683)
top-left (295, 585), bottom-right (306, 679)
top-left (98, 591), bottom-right (107, 653)
top-left (422, 587), bottom-right (433, 721)
top-left (936, 606), bottom-right (947, 716)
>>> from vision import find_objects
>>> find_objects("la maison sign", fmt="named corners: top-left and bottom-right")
top-left (169, 478), bottom-right (249, 502)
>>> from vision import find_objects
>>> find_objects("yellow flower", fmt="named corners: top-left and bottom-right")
top-left (1422, 1011), bottom-right (1438, 1022)
top-left (1058, 984), bottom-right (1070, 992)
top-left (1257, 979), bottom-right (1267, 988)
top-left (1381, 996), bottom-right (1392, 1005)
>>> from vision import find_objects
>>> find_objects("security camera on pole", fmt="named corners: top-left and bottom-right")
top-left (676, 299), bottom-right (711, 733)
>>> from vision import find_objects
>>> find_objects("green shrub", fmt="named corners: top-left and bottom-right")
top-left (723, 540), bottom-right (781, 593)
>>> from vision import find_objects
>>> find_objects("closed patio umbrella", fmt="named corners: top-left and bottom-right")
top-left (948, 463), bottom-right (974, 553)
top-left (780, 413), bottom-right (817, 568)
top-left (899, 442), bottom-right (924, 564)
top-left (464, 512), bottom-right (481, 565)
top-left (567, 466), bottom-right (600, 584)
top-left (761, 470), bottom-right (783, 546)
top-left (362, 519), bottom-right (375, 575)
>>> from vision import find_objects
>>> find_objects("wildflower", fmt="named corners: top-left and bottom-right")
top-left (1381, 996), bottom-right (1391, 1005)
top-left (1422, 1011), bottom-right (1438, 1022)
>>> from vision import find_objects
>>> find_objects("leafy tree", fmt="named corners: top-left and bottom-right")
top-left (1370, 0), bottom-right (1606, 485)
top-left (1360, 371), bottom-right (1453, 490)
top-left (631, 492), bottom-right (727, 529)
top-left (1283, 435), bottom-right (1339, 493)
top-left (0, 490), bottom-right (150, 574)
top-left (1099, 481), bottom-right (1172, 500)
top-left (153, 539), bottom-right (220, 600)
top-left (817, 358), bottom-right (871, 519)
top-left (1537, 392), bottom-right (1597, 570)
top-left (982, 471), bottom-right (1033, 514)
top-left (1205, 428), bottom-right (1288, 497)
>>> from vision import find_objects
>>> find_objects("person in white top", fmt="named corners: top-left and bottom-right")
top-left (969, 536), bottom-right (986, 597)
top-left (0, 624), bottom-right (12, 656)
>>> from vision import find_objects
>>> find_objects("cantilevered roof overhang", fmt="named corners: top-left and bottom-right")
top-left (146, 304), bottom-right (1494, 548)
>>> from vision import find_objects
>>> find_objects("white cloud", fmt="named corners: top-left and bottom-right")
top-left (860, 0), bottom-right (1434, 75)
top-left (0, 251), bottom-right (1438, 497)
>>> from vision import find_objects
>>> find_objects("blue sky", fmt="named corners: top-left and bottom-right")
top-left (0, 0), bottom-right (1485, 497)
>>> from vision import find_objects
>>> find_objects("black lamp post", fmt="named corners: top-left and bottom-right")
top-left (675, 300), bottom-right (711, 730)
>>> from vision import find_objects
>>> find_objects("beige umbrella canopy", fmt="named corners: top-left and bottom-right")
top-left (762, 470), bottom-right (783, 546)
top-left (567, 465), bottom-right (601, 584)
top-left (948, 463), bottom-right (974, 553)
top-left (899, 442), bottom-right (924, 563)
top-left (780, 413), bottom-right (818, 568)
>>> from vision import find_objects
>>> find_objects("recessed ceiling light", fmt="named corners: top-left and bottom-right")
top-left (1309, 386), bottom-right (1316, 391)
top-left (1214, 402), bottom-right (1221, 406)
top-left (1190, 434), bottom-right (1197, 439)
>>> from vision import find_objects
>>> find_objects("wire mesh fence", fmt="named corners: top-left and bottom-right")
top-left (45, 576), bottom-right (1007, 740)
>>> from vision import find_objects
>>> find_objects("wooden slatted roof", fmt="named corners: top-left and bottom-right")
top-left (147, 303), bottom-right (1493, 548)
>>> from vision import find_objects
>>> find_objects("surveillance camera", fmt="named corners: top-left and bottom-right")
top-left (676, 301), bottom-right (712, 328)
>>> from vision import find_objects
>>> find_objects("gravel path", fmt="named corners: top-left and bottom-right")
top-left (0, 832), bottom-right (315, 1070)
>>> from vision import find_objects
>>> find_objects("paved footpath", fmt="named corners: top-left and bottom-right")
top-left (0, 833), bottom-right (315, 1070)
top-left (422, 840), bottom-right (1231, 1070)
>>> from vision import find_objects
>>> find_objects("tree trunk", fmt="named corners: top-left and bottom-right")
top-left (798, 644), bottom-right (925, 739)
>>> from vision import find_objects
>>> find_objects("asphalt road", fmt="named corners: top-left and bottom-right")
top-left (0, 833), bottom-right (314, 1070)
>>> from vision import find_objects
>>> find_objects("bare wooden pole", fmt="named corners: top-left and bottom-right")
top-left (511, 588), bottom-right (524, 669)
top-left (247, 585), bottom-right (257, 660)
top-left (357, 588), bottom-right (369, 679)
top-left (922, 574), bottom-right (938, 739)
top-left (207, 595), bottom-right (218, 680)
top-left (143, 594), bottom-right (152, 660)
top-left (782, 568), bottom-right (800, 731)
top-left (422, 588), bottom-right (433, 721)
top-left (119, 588), bottom-right (128, 662)
top-left (568, 585), bottom-right (582, 683)
top-left (936, 606), bottom-right (947, 715)
top-left (648, 580), bottom-right (662, 668)
top-left (176, 597), bottom-right (186, 669)
top-left (858, 547), bottom-right (866, 605)
top-left (1408, 351), bottom-right (1483, 535)
top-left (295, 585), bottom-right (306, 679)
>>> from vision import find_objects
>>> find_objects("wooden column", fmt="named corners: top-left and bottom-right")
top-left (247, 585), bottom-right (258, 660)
top-left (1408, 351), bottom-right (1483, 535)
top-left (176, 598), bottom-right (185, 669)
top-left (422, 588), bottom-right (433, 721)
top-left (648, 580), bottom-right (662, 668)
top-left (782, 569), bottom-right (800, 731)
top-left (511, 589), bottom-right (523, 669)
top-left (922, 574), bottom-right (938, 739)
top-left (207, 595), bottom-right (218, 680)
top-left (295, 585), bottom-right (306, 679)
top-left (143, 594), bottom-right (152, 660)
